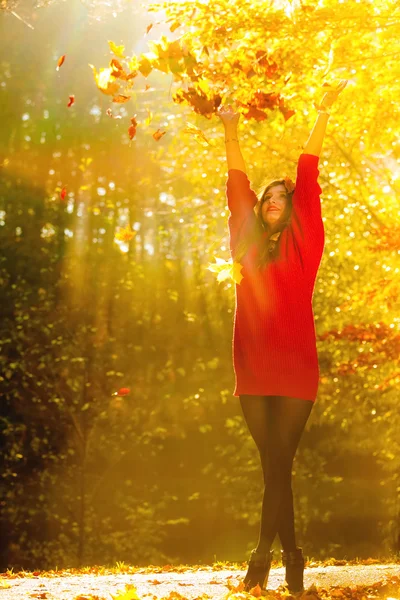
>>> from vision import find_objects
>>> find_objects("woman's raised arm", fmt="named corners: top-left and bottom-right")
top-left (217, 106), bottom-right (247, 173)
top-left (303, 79), bottom-right (348, 157)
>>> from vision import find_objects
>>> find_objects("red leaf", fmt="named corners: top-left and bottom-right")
top-left (128, 117), bottom-right (138, 140)
top-left (117, 387), bottom-right (130, 396)
top-left (67, 95), bottom-right (75, 107)
top-left (281, 107), bottom-right (296, 122)
top-left (242, 105), bottom-right (268, 121)
top-left (60, 187), bottom-right (67, 200)
top-left (56, 55), bottom-right (65, 71)
top-left (128, 125), bottom-right (137, 140)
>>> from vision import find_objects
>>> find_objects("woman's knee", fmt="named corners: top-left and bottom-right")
top-left (261, 448), bottom-right (294, 480)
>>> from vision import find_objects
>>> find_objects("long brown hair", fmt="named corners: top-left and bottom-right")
top-left (232, 178), bottom-right (294, 269)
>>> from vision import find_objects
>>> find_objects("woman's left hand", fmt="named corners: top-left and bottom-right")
top-left (318, 79), bottom-right (348, 110)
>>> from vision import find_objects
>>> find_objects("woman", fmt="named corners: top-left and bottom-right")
top-left (217, 80), bottom-right (347, 594)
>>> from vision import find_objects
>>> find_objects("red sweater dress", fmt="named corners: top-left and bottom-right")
top-left (226, 153), bottom-right (325, 402)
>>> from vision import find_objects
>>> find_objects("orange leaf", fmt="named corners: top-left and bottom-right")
top-left (153, 129), bottom-right (166, 141)
top-left (110, 58), bottom-right (125, 77)
top-left (115, 225), bottom-right (136, 242)
top-left (172, 86), bottom-right (221, 118)
top-left (56, 55), bottom-right (65, 70)
top-left (67, 95), bottom-right (75, 107)
top-left (146, 23), bottom-right (153, 34)
top-left (128, 117), bottom-right (138, 141)
top-left (283, 175), bottom-right (295, 194)
top-left (170, 21), bottom-right (181, 32)
top-left (60, 187), bottom-right (67, 201)
top-left (242, 105), bottom-right (268, 122)
top-left (112, 94), bottom-right (131, 103)
top-left (281, 107), bottom-right (296, 122)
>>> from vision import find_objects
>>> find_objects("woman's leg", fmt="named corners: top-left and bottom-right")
top-left (239, 395), bottom-right (313, 553)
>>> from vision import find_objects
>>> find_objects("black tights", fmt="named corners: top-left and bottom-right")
top-left (239, 394), bottom-right (313, 553)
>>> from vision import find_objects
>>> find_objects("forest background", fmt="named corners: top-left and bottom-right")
top-left (0, 0), bottom-right (399, 572)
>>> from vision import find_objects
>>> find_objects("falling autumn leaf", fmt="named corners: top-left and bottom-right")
top-left (115, 225), bottom-right (136, 242)
top-left (67, 95), bottom-right (75, 107)
top-left (170, 21), bottom-right (181, 32)
top-left (128, 116), bottom-right (138, 140)
top-left (146, 23), bottom-right (153, 34)
top-left (60, 187), bottom-right (67, 201)
top-left (128, 126), bottom-right (136, 140)
top-left (112, 94), bottom-right (131, 103)
top-left (108, 40), bottom-right (126, 58)
top-left (56, 55), bottom-right (65, 71)
top-left (207, 257), bottom-right (244, 285)
top-left (144, 108), bottom-right (153, 126)
top-left (89, 64), bottom-right (120, 96)
top-left (153, 129), bottom-right (167, 141)
top-left (242, 105), bottom-right (268, 121)
top-left (138, 55), bottom-right (153, 78)
top-left (145, 84), bottom-right (151, 91)
top-left (182, 122), bottom-right (213, 146)
top-left (106, 108), bottom-right (122, 119)
top-left (112, 387), bottom-right (131, 397)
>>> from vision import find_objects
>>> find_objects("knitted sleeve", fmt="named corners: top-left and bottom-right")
top-left (290, 153), bottom-right (325, 269)
top-left (226, 169), bottom-right (258, 255)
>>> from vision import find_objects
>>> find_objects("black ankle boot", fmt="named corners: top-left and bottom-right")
top-left (243, 548), bottom-right (274, 592)
top-left (281, 546), bottom-right (305, 593)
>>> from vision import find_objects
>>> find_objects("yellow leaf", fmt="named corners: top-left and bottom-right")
top-left (182, 122), bottom-right (214, 146)
top-left (108, 40), bottom-right (126, 58)
top-left (145, 108), bottom-right (153, 126)
top-left (232, 260), bottom-right (244, 285)
top-left (89, 64), bottom-right (120, 96)
top-left (207, 257), bottom-right (244, 285)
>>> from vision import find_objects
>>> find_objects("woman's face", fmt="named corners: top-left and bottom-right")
top-left (261, 184), bottom-right (288, 226)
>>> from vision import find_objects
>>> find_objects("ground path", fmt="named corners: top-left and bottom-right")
top-left (2, 563), bottom-right (399, 599)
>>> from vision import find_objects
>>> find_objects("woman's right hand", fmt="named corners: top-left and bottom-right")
top-left (217, 104), bottom-right (240, 127)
